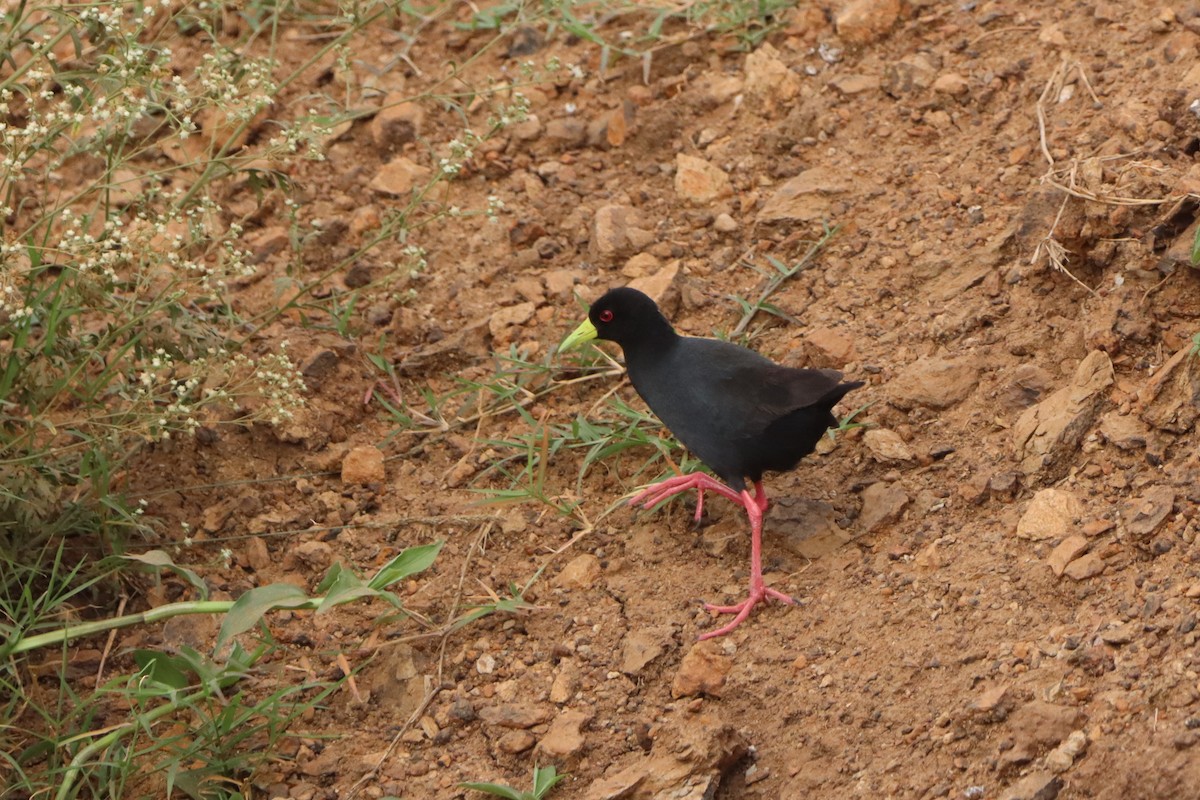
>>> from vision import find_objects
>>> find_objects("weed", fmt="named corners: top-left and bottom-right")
top-left (726, 224), bottom-right (839, 340)
top-left (462, 764), bottom-right (567, 800)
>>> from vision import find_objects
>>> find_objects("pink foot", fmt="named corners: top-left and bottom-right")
top-left (628, 472), bottom-right (742, 512)
top-left (699, 587), bottom-right (795, 640)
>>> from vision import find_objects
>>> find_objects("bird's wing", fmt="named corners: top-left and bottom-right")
top-left (686, 338), bottom-right (846, 420)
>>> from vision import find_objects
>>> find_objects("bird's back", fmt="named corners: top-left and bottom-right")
top-left (625, 336), bottom-right (860, 489)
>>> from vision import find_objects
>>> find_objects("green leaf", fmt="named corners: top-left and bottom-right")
top-left (532, 765), bottom-right (566, 797)
top-left (1191, 224), bottom-right (1200, 265)
top-left (367, 541), bottom-right (443, 590)
top-left (133, 649), bottom-right (192, 690)
top-left (123, 550), bottom-right (209, 600)
top-left (215, 584), bottom-right (313, 651)
top-left (459, 782), bottom-right (526, 800)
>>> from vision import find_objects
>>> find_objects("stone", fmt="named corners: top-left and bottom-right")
top-left (1016, 489), bottom-right (1085, 541)
top-left (285, 540), bottom-right (334, 571)
top-left (478, 703), bottom-right (553, 729)
top-left (371, 95), bottom-right (424, 149)
top-left (1047, 536), bottom-right (1089, 577)
top-left (582, 716), bottom-right (748, 800)
top-left (544, 118), bottom-right (588, 150)
top-left (497, 730), bottom-right (536, 754)
top-left (672, 641), bottom-right (733, 698)
top-left (538, 709), bottom-right (589, 758)
top-left (863, 428), bottom-right (914, 462)
top-left (882, 54), bottom-right (938, 95)
top-left (889, 356), bottom-right (983, 409)
top-left (757, 167), bottom-right (853, 223)
top-left (342, 445), bottom-right (385, 485)
top-left (621, 627), bottom-right (672, 675)
top-left (621, 252), bottom-right (659, 278)
top-left (370, 156), bottom-right (431, 196)
top-left (244, 536), bottom-right (272, 571)
top-left (544, 269), bottom-right (582, 299)
top-left (970, 683), bottom-right (1013, 717)
top-left (550, 659), bottom-right (581, 703)
top-left (744, 42), bottom-right (801, 115)
top-left (300, 349), bottom-right (339, 379)
top-left (1007, 701), bottom-right (1083, 764)
top-left (713, 213), bottom-right (739, 232)
top-left (1100, 621), bottom-right (1138, 645)
top-left (770, 497), bottom-right (852, 560)
top-left (627, 261), bottom-right (681, 314)
top-left (859, 482), bottom-right (910, 532)
top-left (556, 554), bottom-right (602, 589)
top-left (674, 154), bottom-right (733, 205)
top-left (590, 204), bottom-right (651, 259)
top-left (1002, 771), bottom-right (1062, 800)
top-left (933, 73), bottom-right (969, 96)
top-left (1014, 351), bottom-right (1114, 478)
top-left (1063, 552), bottom-right (1105, 581)
top-left (801, 327), bottom-right (856, 368)
top-left (488, 302), bottom-right (537, 338)
top-left (828, 74), bottom-right (881, 95)
top-left (1044, 730), bottom-right (1088, 773)
top-left (1139, 342), bottom-right (1200, 433)
top-left (1122, 486), bottom-right (1176, 538)
top-left (835, 0), bottom-right (901, 45)
top-left (1099, 410), bottom-right (1155, 450)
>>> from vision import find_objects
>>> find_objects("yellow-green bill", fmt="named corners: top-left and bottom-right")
top-left (558, 318), bottom-right (598, 353)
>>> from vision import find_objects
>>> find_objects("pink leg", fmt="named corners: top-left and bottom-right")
top-left (752, 480), bottom-right (769, 514)
top-left (698, 488), bottom-right (795, 641)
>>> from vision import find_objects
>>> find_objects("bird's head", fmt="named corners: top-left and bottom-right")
top-left (559, 287), bottom-right (673, 353)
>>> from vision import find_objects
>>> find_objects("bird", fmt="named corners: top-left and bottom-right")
top-left (559, 287), bottom-right (863, 640)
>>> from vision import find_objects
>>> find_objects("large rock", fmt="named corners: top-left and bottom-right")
top-left (1013, 351), bottom-right (1113, 479)
top-left (1139, 341), bottom-right (1200, 433)
top-left (889, 356), bottom-right (984, 410)
top-left (757, 167), bottom-right (853, 224)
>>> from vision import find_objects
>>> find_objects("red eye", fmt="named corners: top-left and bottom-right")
top-left (598, 309), bottom-right (614, 323)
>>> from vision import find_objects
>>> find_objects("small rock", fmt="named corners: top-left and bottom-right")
top-left (475, 654), bottom-right (496, 674)
top-left (621, 627), bottom-right (672, 675)
top-left (859, 482), bottom-right (910, 532)
top-left (713, 213), bottom-right (739, 232)
top-left (478, 703), bottom-right (553, 729)
top-left (1002, 770), bottom-right (1062, 800)
top-left (671, 641), bottom-right (733, 698)
top-left (1046, 536), bottom-right (1089, 577)
top-left (882, 54), bottom-right (938, 95)
top-left (889, 356), bottom-right (984, 410)
top-left (371, 95), bottom-right (424, 150)
top-left (538, 709), bottom-right (589, 758)
top-left (497, 730), bottom-right (536, 754)
top-left (744, 42), bottom-right (801, 114)
top-left (488, 302), bottom-right (537, 338)
top-left (1013, 351), bottom-right (1114, 479)
top-left (544, 118), bottom-right (588, 150)
top-left (971, 683), bottom-right (1012, 716)
top-left (828, 74), bottom-right (881, 95)
top-left (835, 0), bottom-right (901, 44)
top-left (1063, 552), bottom-right (1106, 581)
top-left (300, 349), bottom-right (339, 380)
top-left (1122, 486), bottom-right (1176, 538)
top-left (801, 327), bottom-right (856, 368)
top-left (627, 261), bottom-right (681, 313)
top-left (863, 428), bottom-right (914, 462)
top-left (244, 536), bottom-right (272, 571)
top-left (1007, 701), bottom-right (1083, 767)
top-left (757, 166), bottom-right (853, 223)
top-left (1100, 621), bottom-right (1138, 645)
top-left (674, 154), bottom-right (733, 205)
top-left (1098, 410), bottom-right (1154, 450)
top-left (342, 445), bottom-right (385, 485)
top-left (589, 204), bottom-right (651, 259)
top-left (1139, 341), bottom-right (1200, 433)
top-left (621, 252), bottom-right (660, 278)
top-left (544, 269), bottom-right (582, 299)
top-left (933, 73), bottom-right (970, 96)
top-left (1016, 489), bottom-right (1085, 541)
top-left (550, 659), bottom-right (581, 703)
top-left (370, 156), bottom-right (431, 196)
top-left (285, 540), bottom-right (334, 572)
top-left (556, 554), bottom-right (602, 589)
top-left (1044, 730), bottom-right (1088, 773)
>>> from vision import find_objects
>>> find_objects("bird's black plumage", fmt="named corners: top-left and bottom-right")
top-left (583, 287), bottom-right (863, 492)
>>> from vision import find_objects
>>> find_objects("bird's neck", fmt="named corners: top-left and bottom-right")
top-left (621, 320), bottom-right (680, 371)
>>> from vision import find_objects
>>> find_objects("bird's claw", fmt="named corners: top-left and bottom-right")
top-left (697, 587), bottom-right (795, 640)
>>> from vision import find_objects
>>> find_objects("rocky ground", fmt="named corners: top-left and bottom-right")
top-left (118, 0), bottom-right (1200, 798)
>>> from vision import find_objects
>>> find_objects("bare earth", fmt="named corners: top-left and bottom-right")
top-left (121, 1), bottom-right (1200, 798)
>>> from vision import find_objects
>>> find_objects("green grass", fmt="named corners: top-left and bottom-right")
top-left (462, 764), bottom-right (567, 800)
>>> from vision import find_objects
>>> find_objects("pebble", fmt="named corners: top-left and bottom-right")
top-left (744, 42), bottom-right (801, 114)
top-left (1046, 536), bottom-right (1089, 577)
top-left (932, 73), bottom-right (970, 96)
top-left (889, 356), bottom-right (984, 410)
top-left (621, 627), bottom-right (671, 675)
top-left (1063, 552), bottom-right (1106, 581)
top-left (370, 94), bottom-right (424, 149)
top-left (1016, 489), bottom-right (1085, 541)
top-left (671, 641), bottom-right (732, 698)
top-left (341, 445), bottom-right (385, 485)
top-left (477, 702), bottom-right (552, 729)
top-left (863, 428), bottom-right (915, 462)
top-left (713, 213), bottom-right (738, 232)
top-left (1044, 730), bottom-right (1088, 773)
top-left (1014, 351), bottom-right (1114, 478)
top-left (835, 0), bottom-right (901, 44)
top-left (555, 554), bottom-right (602, 589)
top-left (858, 481), bottom-right (911, 532)
top-left (537, 709), bottom-right (589, 758)
top-left (674, 153), bottom-right (732, 205)
top-left (497, 730), bottom-right (536, 754)
top-left (370, 156), bottom-right (431, 196)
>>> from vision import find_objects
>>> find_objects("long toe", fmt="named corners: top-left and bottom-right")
top-left (697, 600), bottom-right (756, 640)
